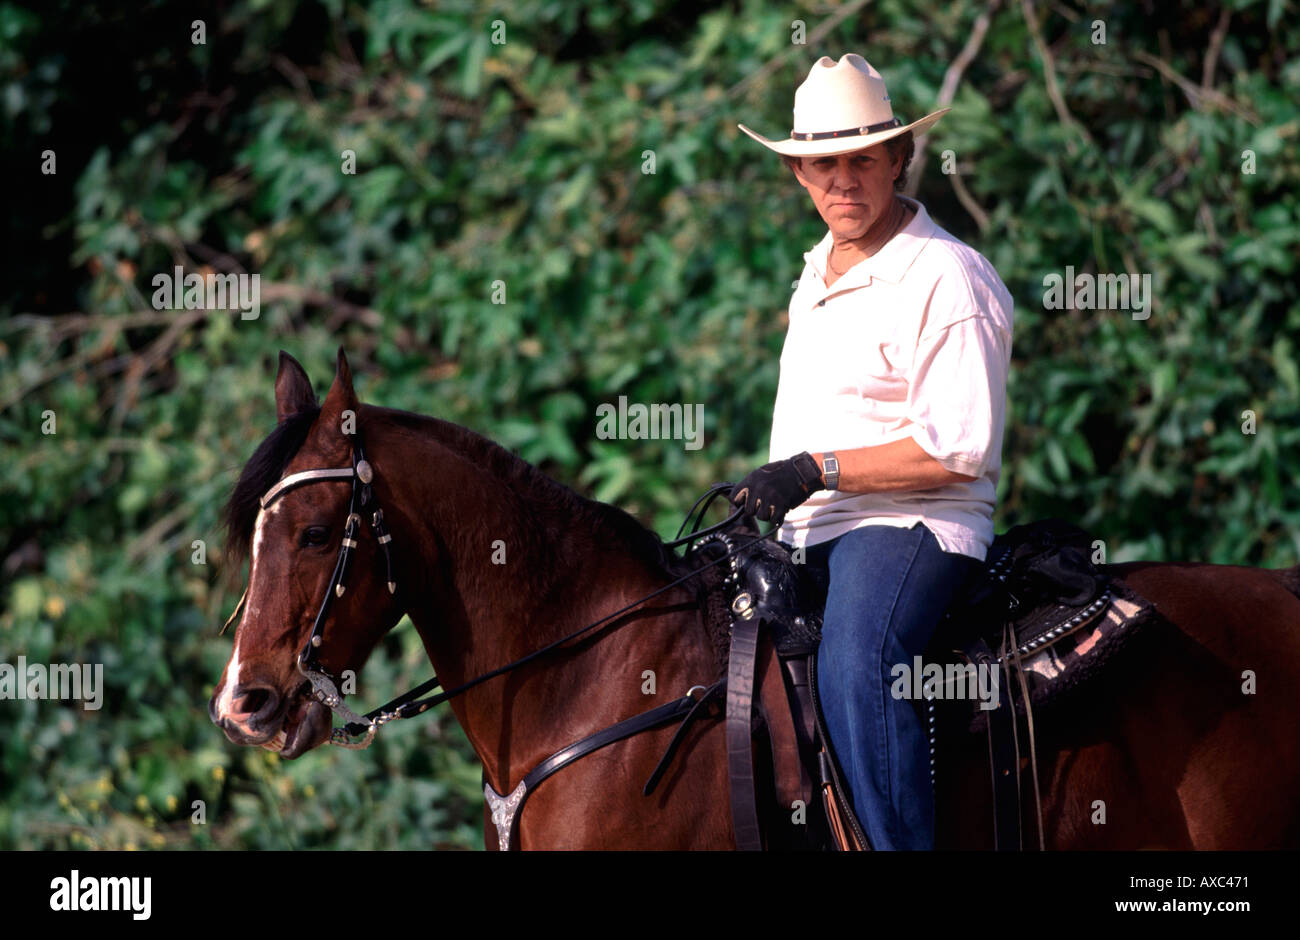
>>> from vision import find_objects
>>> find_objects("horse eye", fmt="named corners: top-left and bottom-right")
top-left (300, 526), bottom-right (330, 547)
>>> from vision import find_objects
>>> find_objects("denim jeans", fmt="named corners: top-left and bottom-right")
top-left (803, 522), bottom-right (981, 850)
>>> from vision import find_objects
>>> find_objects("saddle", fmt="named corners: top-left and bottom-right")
top-left (687, 517), bottom-right (1159, 851)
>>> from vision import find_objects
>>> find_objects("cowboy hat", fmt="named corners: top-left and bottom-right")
top-left (738, 53), bottom-right (949, 158)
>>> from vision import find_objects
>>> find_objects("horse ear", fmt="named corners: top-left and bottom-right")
top-left (275, 351), bottom-right (316, 423)
top-left (318, 347), bottom-right (360, 437)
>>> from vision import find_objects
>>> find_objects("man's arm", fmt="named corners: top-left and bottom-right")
top-left (813, 438), bottom-right (977, 495)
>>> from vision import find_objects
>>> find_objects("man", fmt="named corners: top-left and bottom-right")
top-left (731, 54), bottom-right (1013, 850)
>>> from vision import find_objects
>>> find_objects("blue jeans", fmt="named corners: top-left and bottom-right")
top-left (804, 523), bottom-right (981, 850)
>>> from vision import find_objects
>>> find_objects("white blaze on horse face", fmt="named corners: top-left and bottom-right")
top-left (216, 501), bottom-right (282, 717)
top-left (216, 644), bottom-right (244, 717)
top-left (245, 501), bottom-right (282, 623)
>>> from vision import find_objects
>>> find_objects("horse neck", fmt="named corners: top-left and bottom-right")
top-left (368, 414), bottom-right (707, 789)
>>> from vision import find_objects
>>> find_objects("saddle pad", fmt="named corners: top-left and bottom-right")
top-left (960, 575), bottom-right (1161, 730)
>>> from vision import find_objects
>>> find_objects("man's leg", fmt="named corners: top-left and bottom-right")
top-left (814, 522), bottom-right (980, 850)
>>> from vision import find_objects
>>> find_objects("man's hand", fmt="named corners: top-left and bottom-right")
top-left (729, 452), bottom-right (824, 526)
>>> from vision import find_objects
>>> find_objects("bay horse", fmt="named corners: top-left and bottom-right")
top-left (209, 349), bottom-right (1300, 849)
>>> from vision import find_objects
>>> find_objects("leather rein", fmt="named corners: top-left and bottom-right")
top-left (222, 426), bottom-right (774, 777)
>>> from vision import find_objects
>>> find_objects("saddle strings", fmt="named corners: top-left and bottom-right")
top-left (998, 621), bottom-right (1047, 852)
top-left (999, 626), bottom-right (1025, 850)
top-left (1007, 624), bottom-right (1047, 851)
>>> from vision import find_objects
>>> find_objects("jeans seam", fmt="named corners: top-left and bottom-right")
top-left (871, 526), bottom-right (927, 849)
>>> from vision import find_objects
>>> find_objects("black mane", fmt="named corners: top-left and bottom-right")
top-left (223, 405), bottom-right (321, 565)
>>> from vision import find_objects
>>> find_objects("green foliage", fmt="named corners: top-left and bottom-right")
top-left (2, 0), bottom-right (1297, 849)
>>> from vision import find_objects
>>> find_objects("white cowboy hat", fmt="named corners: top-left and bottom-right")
top-left (738, 53), bottom-right (949, 158)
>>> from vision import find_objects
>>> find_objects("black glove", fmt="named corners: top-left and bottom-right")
top-left (729, 452), bottom-right (824, 526)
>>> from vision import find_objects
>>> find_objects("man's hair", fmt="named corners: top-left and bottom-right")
top-left (883, 131), bottom-right (914, 191)
top-left (782, 131), bottom-right (915, 191)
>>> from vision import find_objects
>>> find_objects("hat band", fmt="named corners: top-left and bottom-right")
top-left (790, 117), bottom-right (902, 141)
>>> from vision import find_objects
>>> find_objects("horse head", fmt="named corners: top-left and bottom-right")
top-left (209, 349), bottom-right (405, 757)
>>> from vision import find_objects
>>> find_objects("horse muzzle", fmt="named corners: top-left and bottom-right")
top-left (209, 683), bottom-right (332, 758)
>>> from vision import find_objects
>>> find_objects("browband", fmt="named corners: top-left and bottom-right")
top-left (260, 468), bottom-right (356, 509)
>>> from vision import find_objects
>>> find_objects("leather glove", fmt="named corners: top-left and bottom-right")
top-left (729, 452), bottom-right (824, 526)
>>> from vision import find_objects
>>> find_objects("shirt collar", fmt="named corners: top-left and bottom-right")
top-left (804, 196), bottom-right (936, 289)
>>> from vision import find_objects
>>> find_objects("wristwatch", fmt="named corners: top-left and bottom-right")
top-left (821, 452), bottom-right (840, 490)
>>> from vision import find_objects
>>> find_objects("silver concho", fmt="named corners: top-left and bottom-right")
top-left (483, 779), bottom-right (528, 851)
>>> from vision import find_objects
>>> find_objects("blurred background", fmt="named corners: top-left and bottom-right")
top-left (1, 0), bottom-right (1296, 849)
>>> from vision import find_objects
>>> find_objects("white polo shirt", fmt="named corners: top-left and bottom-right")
top-left (769, 196), bottom-right (1013, 561)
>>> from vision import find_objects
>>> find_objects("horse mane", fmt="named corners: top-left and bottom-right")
top-left (223, 403), bottom-right (693, 581)
top-left (1275, 566), bottom-right (1300, 603)
top-left (374, 407), bottom-right (693, 579)
top-left (223, 405), bottom-right (322, 566)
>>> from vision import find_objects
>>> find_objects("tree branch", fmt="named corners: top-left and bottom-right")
top-left (1020, 0), bottom-right (1093, 154)
top-left (907, 0), bottom-right (1002, 197)
top-left (1133, 50), bottom-right (1259, 124)
top-left (680, 0), bottom-right (873, 124)
top-left (1201, 7), bottom-right (1232, 91)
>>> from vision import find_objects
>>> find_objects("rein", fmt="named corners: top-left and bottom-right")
top-left (225, 431), bottom-right (775, 749)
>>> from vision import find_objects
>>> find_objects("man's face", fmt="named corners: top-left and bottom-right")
top-left (788, 143), bottom-right (903, 241)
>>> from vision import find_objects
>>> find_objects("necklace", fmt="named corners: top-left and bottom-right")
top-left (827, 198), bottom-right (908, 277)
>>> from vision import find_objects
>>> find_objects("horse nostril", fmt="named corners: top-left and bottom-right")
top-left (230, 684), bottom-right (280, 724)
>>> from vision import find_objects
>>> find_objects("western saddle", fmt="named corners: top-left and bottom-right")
top-left (675, 517), bottom-right (1158, 851)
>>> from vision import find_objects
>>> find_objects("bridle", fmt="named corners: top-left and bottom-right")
top-left (266, 432), bottom-right (405, 747)
top-left (222, 430), bottom-right (402, 747)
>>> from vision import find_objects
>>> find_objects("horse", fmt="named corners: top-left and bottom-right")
top-left (209, 349), bottom-right (1300, 849)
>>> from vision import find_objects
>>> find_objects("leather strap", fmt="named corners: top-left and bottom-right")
top-left (1004, 622), bottom-right (1046, 850)
top-left (999, 626), bottom-right (1025, 851)
top-left (1010, 641), bottom-right (1046, 851)
top-left (977, 636), bottom-right (1022, 851)
top-left (726, 611), bottom-right (763, 850)
top-left (782, 656), bottom-right (817, 800)
top-left (807, 652), bottom-right (870, 850)
top-left (523, 692), bottom-right (702, 794)
top-left (488, 688), bottom-right (708, 850)
top-left (790, 117), bottom-right (902, 141)
top-left (643, 680), bottom-right (725, 796)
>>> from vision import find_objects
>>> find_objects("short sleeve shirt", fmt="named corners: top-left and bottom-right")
top-left (768, 196), bottom-right (1014, 561)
